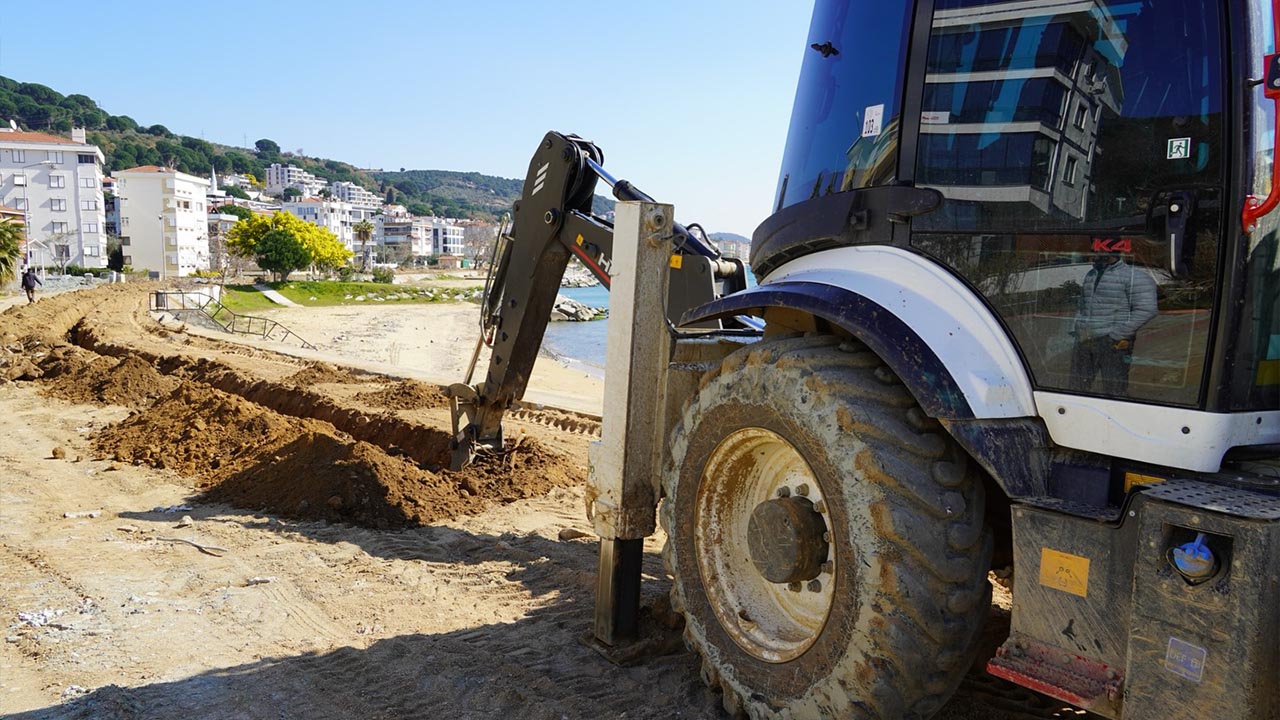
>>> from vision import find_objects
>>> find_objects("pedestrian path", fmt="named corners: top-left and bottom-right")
top-left (254, 284), bottom-right (300, 307)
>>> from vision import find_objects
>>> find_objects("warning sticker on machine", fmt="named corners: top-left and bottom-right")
top-left (1038, 548), bottom-right (1090, 597)
top-left (862, 104), bottom-right (884, 138)
top-left (1164, 636), bottom-right (1207, 682)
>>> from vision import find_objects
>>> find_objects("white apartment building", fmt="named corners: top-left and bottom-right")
top-left (429, 217), bottom-right (464, 256)
top-left (266, 163), bottom-right (326, 197)
top-left (375, 207), bottom-right (464, 259)
top-left (115, 166), bottom-right (211, 277)
top-left (0, 127), bottom-right (107, 269)
top-left (329, 181), bottom-right (383, 211)
top-left (282, 198), bottom-right (355, 248)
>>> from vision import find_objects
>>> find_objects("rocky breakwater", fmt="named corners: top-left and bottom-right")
top-left (550, 294), bottom-right (606, 322)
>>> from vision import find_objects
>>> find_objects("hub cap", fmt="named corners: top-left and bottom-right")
top-left (695, 427), bottom-right (835, 663)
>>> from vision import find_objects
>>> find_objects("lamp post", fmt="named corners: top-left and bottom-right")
top-left (19, 160), bottom-right (55, 277)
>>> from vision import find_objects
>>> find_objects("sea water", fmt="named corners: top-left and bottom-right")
top-left (542, 268), bottom-right (754, 377)
top-left (542, 285), bottom-right (610, 376)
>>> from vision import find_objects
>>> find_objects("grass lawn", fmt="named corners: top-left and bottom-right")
top-left (221, 280), bottom-right (484, 310)
top-left (220, 285), bottom-right (283, 314)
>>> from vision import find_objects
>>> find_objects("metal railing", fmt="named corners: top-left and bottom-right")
top-left (149, 290), bottom-right (316, 350)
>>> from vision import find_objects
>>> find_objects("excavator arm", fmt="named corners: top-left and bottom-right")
top-left (448, 130), bottom-right (748, 469)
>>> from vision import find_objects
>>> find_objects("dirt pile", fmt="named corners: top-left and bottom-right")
top-left (38, 346), bottom-right (178, 407)
top-left (92, 383), bottom-right (583, 528)
top-left (355, 379), bottom-right (450, 410)
top-left (285, 362), bottom-right (368, 386)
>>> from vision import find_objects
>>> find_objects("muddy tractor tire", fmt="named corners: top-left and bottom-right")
top-left (661, 334), bottom-right (992, 719)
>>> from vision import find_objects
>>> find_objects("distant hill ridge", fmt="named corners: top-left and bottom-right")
top-left (0, 75), bottom-right (619, 221)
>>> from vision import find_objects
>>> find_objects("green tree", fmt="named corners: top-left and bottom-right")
top-left (106, 235), bottom-right (124, 272)
top-left (226, 212), bottom-right (351, 274)
top-left (353, 219), bottom-right (375, 270)
top-left (255, 229), bottom-right (310, 281)
top-left (282, 187), bottom-right (303, 200)
top-left (146, 124), bottom-right (170, 137)
top-left (221, 185), bottom-right (250, 200)
top-left (216, 204), bottom-right (253, 220)
top-left (255, 138), bottom-right (281, 156)
top-left (0, 220), bottom-right (23, 285)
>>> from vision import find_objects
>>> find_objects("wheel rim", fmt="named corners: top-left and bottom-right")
top-left (694, 427), bottom-right (836, 663)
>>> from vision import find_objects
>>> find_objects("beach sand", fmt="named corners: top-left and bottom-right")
top-left (185, 300), bottom-right (605, 415)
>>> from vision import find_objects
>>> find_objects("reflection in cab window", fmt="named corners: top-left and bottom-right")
top-left (912, 0), bottom-right (1223, 407)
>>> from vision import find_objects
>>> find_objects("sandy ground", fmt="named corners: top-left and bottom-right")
top-left (178, 301), bottom-right (604, 416)
top-left (0, 284), bottom-right (1087, 720)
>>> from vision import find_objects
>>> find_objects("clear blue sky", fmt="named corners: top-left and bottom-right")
top-left (0, 1), bottom-right (814, 237)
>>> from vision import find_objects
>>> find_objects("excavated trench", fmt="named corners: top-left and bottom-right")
top-left (0, 286), bottom-right (587, 529)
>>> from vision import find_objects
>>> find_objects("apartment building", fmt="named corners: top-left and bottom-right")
top-left (329, 181), bottom-right (383, 211)
top-left (115, 166), bottom-right (211, 277)
top-left (375, 207), bottom-right (464, 259)
top-left (282, 198), bottom-right (355, 248)
top-left (428, 217), bottom-right (464, 256)
top-left (265, 163), bottom-right (326, 197)
top-left (0, 127), bottom-right (107, 269)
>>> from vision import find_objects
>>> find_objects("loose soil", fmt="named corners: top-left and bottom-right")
top-left (0, 285), bottom-right (1087, 720)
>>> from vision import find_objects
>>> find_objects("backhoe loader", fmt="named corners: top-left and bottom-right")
top-left (450, 0), bottom-right (1280, 716)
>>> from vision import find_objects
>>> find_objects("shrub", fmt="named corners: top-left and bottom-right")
top-left (336, 265), bottom-right (355, 281)
top-left (371, 267), bottom-right (395, 284)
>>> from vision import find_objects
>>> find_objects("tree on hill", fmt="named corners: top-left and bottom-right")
top-left (282, 187), bottom-right (302, 200)
top-left (255, 138), bottom-right (280, 158)
top-left (217, 204), bottom-right (253, 220)
top-left (221, 185), bottom-right (250, 200)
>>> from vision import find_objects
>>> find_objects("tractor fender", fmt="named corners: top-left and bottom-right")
top-left (683, 245), bottom-right (1035, 421)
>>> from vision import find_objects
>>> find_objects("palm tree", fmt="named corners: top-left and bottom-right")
top-left (353, 219), bottom-right (375, 271)
top-left (0, 220), bottom-right (23, 286)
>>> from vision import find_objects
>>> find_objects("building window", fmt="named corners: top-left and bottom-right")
top-left (122, 255), bottom-right (131, 265)
top-left (84, 246), bottom-right (99, 256)
top-left (13, 174), bottom-right (26, 187)
top-left (1063, 156), bottom-right (1079, 185)
top-left (52, 221), bottom-right (69, 234)
top-left (84, 223), bottom-right (99, 233)
top-left (80, 199), bottom-right (98, 211)
top-left (78, 154), bottom-right (95, 164)
top-left (49, 175), bottom-right (66, 188)
top-left (122, 217), bottom-right (129, 227)
top-left (80, 177), bottom-right (96, 188)
top-left (12, 198), bottom-right (26, 211)
top-left (48, 151), bottom-right (64, 164)
top-left (121, 237), bottom-right (130, 246)
top-left (1073, 103), bottom-right (1088, 130)
top-left (12, 150), bottom-right (25, 163)
top-left (50, 199), bottom-right (67, 212)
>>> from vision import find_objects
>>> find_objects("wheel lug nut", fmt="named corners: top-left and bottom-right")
top-left (822, 532), bottom-right (831, 543)
top-left (807, 579), bottom-right (822, 592)
top-left (795, 484), bottom-right (810, 497)
top-left (776, 487), bottom-right (791, 498)
top-left (787, 582), bottom-right (802, 593)
top-left (813, 500), bottom-right (827, 513)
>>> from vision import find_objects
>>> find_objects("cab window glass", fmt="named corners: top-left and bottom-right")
top-left (773, 0), bottom-right (913, 210)
top-left (912, 0), bottom-right (1224, 406)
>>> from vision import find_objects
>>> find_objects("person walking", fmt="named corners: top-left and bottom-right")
top-left (20, 268), bottom-right (41, 304)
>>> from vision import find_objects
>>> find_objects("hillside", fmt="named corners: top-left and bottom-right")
top-left (0, 76), bottom-right (622, 221)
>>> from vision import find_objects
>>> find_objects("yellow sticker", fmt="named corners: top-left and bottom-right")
top-left (1039, 548), bottom-right (1090, 597)
top-left (576, 234), bottom-right (584, 246)
top-left (669, 254), bottom-right (683, 269)
top-left (1124, 472), bottom-right (1165, 493)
